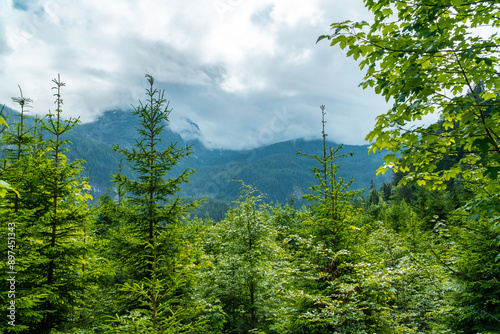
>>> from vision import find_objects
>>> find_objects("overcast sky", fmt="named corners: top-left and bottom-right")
top-left (0, 0), bottom-right (390, 149)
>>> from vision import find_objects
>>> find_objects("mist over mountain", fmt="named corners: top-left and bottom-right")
top-left (1, 107), bottom-right (391, 205)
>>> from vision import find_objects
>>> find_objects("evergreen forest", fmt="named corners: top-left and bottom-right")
top-left (1, 1), bottom-right (500, 333)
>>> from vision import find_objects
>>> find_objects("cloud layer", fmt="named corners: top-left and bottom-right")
top-left (0, 0), bottom-right (389, 149)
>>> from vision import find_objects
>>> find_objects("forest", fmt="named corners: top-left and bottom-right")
top-left (1, 0), bottom-right (500, 333)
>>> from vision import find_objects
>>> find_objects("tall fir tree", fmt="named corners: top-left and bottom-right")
top-left (200, 184), bottom-right (286, 333)
top-left (0, 76), bottom-right (91, 333)
top-left (38, 75), bottom-right (91, 331)
top-left (288, 106), bottom-right (365, 332)
top-left (299, 105), bottom-right (361, 251)
top-left (109, 74), bottom-right (203, 332)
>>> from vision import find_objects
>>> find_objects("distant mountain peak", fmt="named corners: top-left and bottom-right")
top-left (187, 118), bottom-right (200, 131)
top-left (174, 117), bottom-right (202, 141)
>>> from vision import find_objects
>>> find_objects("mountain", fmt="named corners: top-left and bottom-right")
top-left (1, 107), bottom-right (392, 205)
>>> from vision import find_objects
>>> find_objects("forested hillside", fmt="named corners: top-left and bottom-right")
top-left (67, 109), bottom-right (391, 204)
top-left (1, 1), bottom-right (500, 333)
top-left (0, 105), bottom-right (391, 207)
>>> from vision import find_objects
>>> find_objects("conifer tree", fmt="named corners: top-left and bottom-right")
top-left (287, 106), bottom-right (365, 332)
top-left (38, 75), bottom-right (91, 331)
top-left (112, 74), bottom-right (197, 274)
top-left (110, 74), bottom-right (202, 331)
top-left (200, 184), bottom-right (285, 333)
top-left (0, 76), bottom-right (91, 333)
top-left (299, 105), bottom-right (361, 251)
top-left (0, 106), bottom-right (20, 198)
top-left (0, 86), bottom-right (34, 212)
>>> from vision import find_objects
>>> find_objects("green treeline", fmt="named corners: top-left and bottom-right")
top-left (3, 0), bottom-right (500, 332)
top-left (1, 73), bottom-right (499, 334)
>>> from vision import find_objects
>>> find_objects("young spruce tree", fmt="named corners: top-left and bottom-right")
top-left (287, 105), bottom-right (365, 332)
top-left (110, 74), bottom-right (203, 332)
top-left (0, 76), bottom-right (91, 333)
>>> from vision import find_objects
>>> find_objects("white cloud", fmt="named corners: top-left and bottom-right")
top-left (0, 0), bottom-right (388, 148)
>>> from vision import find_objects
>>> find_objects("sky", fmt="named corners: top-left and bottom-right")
top-left (0, 0), bottom-right (390, 150)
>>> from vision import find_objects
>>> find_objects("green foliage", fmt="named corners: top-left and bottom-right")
top-left (199, 184), bottom-right (287, 333)
top-left (0, 179), bottom-right (19, 199)
top-left (0, 107), bottom-right (17, 198)
top-left (104, 239), bottom-right (208, 333)
top-left (105, 74), bottom-right (204, 332)
top-left (0, 112), bottom-right (7, 129)
top-left (110, 74), bottom-right (197, 277)
top-left (299, 106), bottom-right (362, 250)
top-left (268, 107), bottom-right (367, 333)
top-left (358, 221), bottom-right (455, 333)
top-left (189, 197), bottom-right (229, 222)
top-left (3, 69), bottom-right (499, 333)
top-left (430, 215), bottom-right (500, 332)
top-left (323, 0), bottom-right (500, 229)
top-left (277, 234), bottom-right (368, 333)
top-left (0, 77), bottom-right (92, 333)
top-left (112, 74), bottom-right (197, 245)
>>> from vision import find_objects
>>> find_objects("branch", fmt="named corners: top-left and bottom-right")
top-left (428, 242), bottom-right (499, 285)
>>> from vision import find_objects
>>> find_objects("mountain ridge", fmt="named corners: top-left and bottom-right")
top-left (1, 107), bottom-right (392, 204)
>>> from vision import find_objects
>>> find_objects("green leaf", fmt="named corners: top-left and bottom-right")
top-left (0, 116), bottom-right (7, 128)
top-left (316, 35), bottom-right (331, 44)
top-left (324, 0), bottom-right (500, 257)
top-left (484, 167), bottom-right (500, 180)
top-left (0, 180), bottom-right (20, 198)
top-left (480, 91), bottom-right (496, 101)
top-left (416, 180), bottom-right (426, 186)
top-left (397, 92), bottom-right (407, 103)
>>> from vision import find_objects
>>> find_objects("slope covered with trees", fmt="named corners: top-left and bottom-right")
top-left (0, 104), bottom-right (392, 208)
top-left (1, 1), bottom-right (500, 332)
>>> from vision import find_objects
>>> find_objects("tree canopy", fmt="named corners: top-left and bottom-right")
top-left (320, 0), bottom-right (500, 232)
